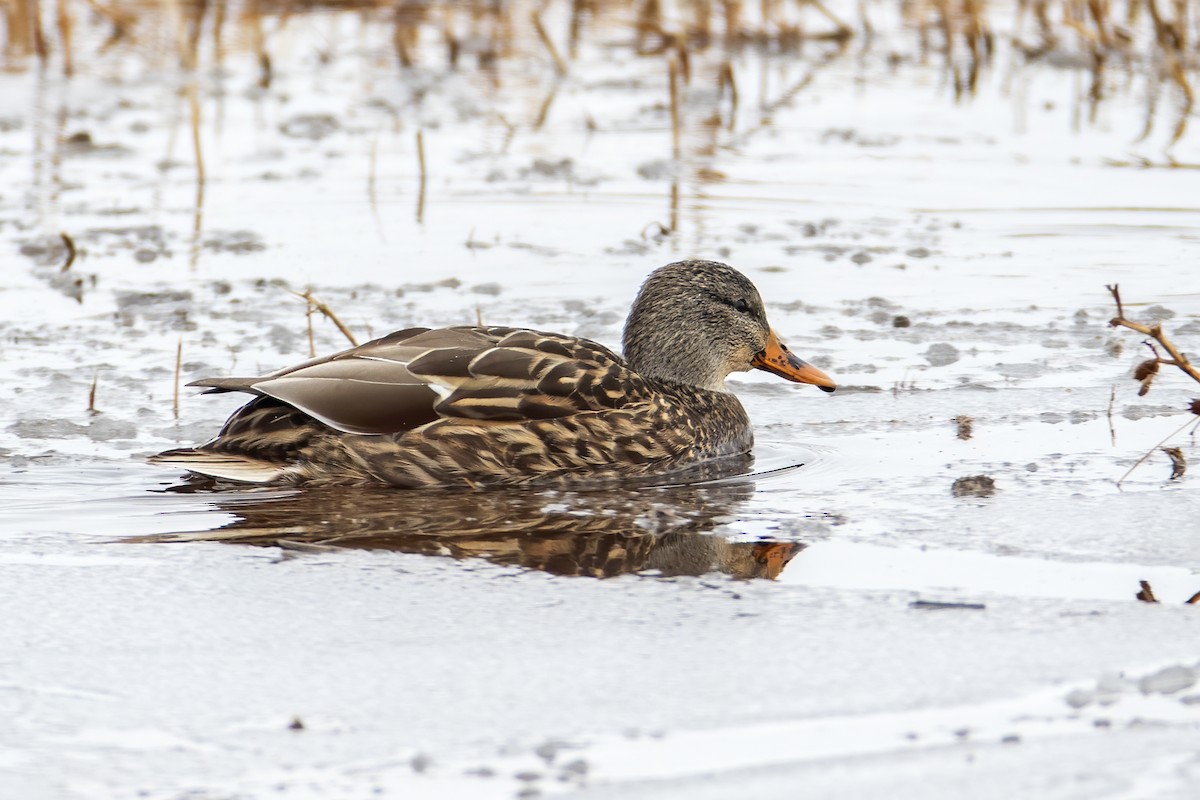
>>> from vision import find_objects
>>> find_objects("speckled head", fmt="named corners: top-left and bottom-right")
top-left (622, 259), bottom-right (837, 393)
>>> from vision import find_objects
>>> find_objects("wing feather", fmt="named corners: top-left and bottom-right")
top-left (411, 330), bottom-right (653, 422)
top-left (182, 326), bottom-right (650, 434)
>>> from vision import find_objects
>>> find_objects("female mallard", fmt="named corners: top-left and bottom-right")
top-left (152, 260), bottom-right (836, 488)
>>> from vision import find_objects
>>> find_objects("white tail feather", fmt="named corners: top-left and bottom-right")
top-left (150, 450), bottom-right (285, 484)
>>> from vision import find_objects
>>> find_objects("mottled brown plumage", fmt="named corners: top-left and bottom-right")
top-left (151, 260), bottom-right (836, 488)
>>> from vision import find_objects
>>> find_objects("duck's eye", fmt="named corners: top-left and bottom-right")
top-left (733, 298), bottom-right (751, 314)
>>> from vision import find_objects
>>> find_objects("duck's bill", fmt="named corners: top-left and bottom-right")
top-left (751, 329), bottom-right (837, 392)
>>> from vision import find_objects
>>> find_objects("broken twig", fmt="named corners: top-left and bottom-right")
top-left (1107, 284), bottom-right (1200, 485)
top-left (1107, 284), bottom-right (1200, 385)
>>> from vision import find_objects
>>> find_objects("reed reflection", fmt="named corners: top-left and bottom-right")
top-left (140, 480), bottom-right (802, 580)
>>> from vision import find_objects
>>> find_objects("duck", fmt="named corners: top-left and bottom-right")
top-left (151, 259), bottom-right (836, 488)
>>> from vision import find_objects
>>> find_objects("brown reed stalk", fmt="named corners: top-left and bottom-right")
top-left (693, 0), bottom-right (714, 41)
top-left (187, 82), bottom-right (205, 270)
top-left (305, 300), bottom-right (315, 357)
top-left (721, 0), bottom-right (743, 42)
top-left (416, 129), bottom-right (427, 224)
top-left (531, 9), bottom-right (566, 75)
top-left (637, 0), bottom-right (663, 47)
top-left (805, 0), bottom-right (854, 41)
top-left (442, 14), bottom-right (461, 67)
top-left (173, 338), bottom-right (182, 419)
top-left (55, 0), bottom-right (72, 75)
top-left (292, 290), bottom-right (358, 348)
top-left (211, 0), bottom-right (226, 67)
top-left (668, 55), bottom-right (681, 160)
top-left (669, 179), bottom-right (679, 232)
top-left (567, 0), bottom-right (586, 57)
top-left (367, 128), bottom-right (382, 235)
top-left (31, 0), bottom-right (48, 61)
top-left (59, 232), bottom-right (75, 271)
top-left (1144, 0), bottom-right (1194, 142)
top-left (718, 60), bottom-right (738, 130)
top-left (85, 0), bottom-right (134, 53)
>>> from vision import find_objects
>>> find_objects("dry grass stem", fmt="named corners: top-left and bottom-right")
top-left (805, 0), bottom-right (854, 41)
top-left (59, 232), bottom-right (76, 271)
top-left (55, 0), bottom-right (73, 75)
top-left (32, 0), bottom-right (48, 61)
top-left (367, 128), bottom-right (384, 238)
top-left (532, 84), bottom-right (558, 130)
top-left (668, 55), bottom-right (681, 160)
top-left (531, 9), bottom-right (567, 75)
top-left (87, 370), bottom-right (97, 413)
top-left (416, 129), bottom-right (427, 224)
top-left (186, 81), bottom-right (205, 270)
top-left (305, 301), bottom-right (316, 357)
top-left (1136, 580), bottom-right (1159, 603)
top-left (1115, 414), bottom-right (1198, 487)
top-left (291, 290), bottom-right (359, 348)
top-left (172, 337), bottom-right (182, 420)
top-left (669, 179), bottom-right (679, 232)
top-left (718, 60), bottom-right (738, 130)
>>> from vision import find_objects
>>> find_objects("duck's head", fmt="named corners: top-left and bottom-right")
top-left (622, 260), bottom-right (837, 393)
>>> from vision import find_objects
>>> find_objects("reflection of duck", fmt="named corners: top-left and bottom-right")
top-left (135, 483), bottom-right (803, 580)
top-left (152, 260), bottom-right (835, 488)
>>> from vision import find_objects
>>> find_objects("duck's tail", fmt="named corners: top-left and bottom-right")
top-left (149, 448), bottom-right (287, 484)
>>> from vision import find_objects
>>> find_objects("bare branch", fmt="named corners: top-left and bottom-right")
top-left (1107, 285), bottom-right (1200, 385)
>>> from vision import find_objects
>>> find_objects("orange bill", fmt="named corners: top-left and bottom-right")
top-left (751, 329), bottom-right (837, 392)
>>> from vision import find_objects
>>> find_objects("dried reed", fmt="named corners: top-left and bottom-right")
top-left (172, 337), bottom-right (182, 420)
top-left (668, 54), bottom-right (681, 159)
top-left (291, 289), bottom-right (359, 349)
top-left (59, 232), bottom-right (75, 271)
top-left (416, 129), bottom-right (427, 224)
top-left (531, 8), bottom-right (567, 75)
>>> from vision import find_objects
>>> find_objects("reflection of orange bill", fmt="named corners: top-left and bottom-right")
top-left (752, 541), bottom-right (801, 580)
top-left (751, 329), bottom-right (837, 392)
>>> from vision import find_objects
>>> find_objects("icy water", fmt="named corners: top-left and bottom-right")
top-left (2, 1), bottom-right (1200, 798)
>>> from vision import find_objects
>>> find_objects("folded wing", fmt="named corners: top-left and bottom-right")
top-left (188, 326), bottom-right (652, 436)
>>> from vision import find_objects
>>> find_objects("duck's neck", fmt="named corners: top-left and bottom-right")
top-left (623, 328), bottom-right (731, 392)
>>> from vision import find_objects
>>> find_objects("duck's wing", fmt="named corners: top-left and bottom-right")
top-left (410, 328), bottom-right (655, 422)
top-left (189, 326), bottom-right (651, 435)
top-left (190, 327), bottom-right (490, 435)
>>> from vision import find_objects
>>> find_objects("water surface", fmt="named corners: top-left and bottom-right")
top-left (2, 2), bottom-right (1200, 798)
